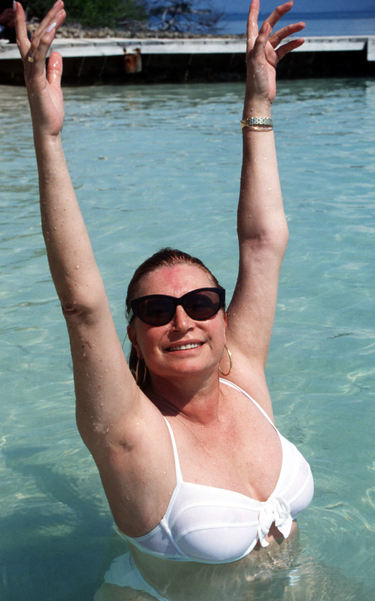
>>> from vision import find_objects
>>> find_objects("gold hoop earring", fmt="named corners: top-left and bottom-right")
top-left (135, 358), bottom-right (147, 387)
top-left (219, 345), bottom-right (232, 377)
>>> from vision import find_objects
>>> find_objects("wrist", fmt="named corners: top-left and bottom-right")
top-left (242, 99), bottom-right (272, 120)
top-left (33, 126), bottom-right (63, 145)
top-left (33, 130), bottom-right (64, 162)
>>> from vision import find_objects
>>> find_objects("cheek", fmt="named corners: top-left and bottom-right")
top-left (134, 327), bottom-right (164, 361)
top-left (211, 314), bottom-right (227, 342)
top-left (128, 323), bottom-right (149, 359)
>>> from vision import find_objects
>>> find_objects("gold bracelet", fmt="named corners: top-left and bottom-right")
top-left (241, 117), bottom-right (273, 131)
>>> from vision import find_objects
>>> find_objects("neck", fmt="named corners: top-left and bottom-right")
top-left (146, 369), bottom-right (222, 425)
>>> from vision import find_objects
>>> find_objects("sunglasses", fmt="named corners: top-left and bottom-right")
top-left (129, 287), bottom-right (225, 327)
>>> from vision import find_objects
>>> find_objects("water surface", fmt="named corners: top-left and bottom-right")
top-left (0, 78), bottom-right (374, 600)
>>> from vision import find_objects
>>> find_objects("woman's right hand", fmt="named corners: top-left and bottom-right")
top-left (14, 1), bottom-right (66, 136)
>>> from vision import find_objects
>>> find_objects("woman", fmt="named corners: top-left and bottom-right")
top-left (15, 0), bottom-right (313, 598)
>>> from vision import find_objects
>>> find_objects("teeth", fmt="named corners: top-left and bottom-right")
top-left (169, 343), bottom-right (201, 351)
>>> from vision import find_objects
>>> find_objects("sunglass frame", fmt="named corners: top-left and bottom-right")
top-left (129, 287), bottom-right (225, 326)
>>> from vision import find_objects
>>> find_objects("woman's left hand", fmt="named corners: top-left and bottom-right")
top-left (245, 0), bottom-right (305, 112)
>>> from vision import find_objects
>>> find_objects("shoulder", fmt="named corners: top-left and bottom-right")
top-left (220, 346), bottom-right (275, 423)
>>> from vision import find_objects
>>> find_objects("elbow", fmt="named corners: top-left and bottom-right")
top-left (60, 295), bottom-right (90, 321)
top-left (61, 299), bottom-right (82, 318)
top-left (238, 219), bottom-right (289, 256)
top-left (59, 284), bottom-right (108, 323)
top-left (238, 209), bottom-right (289, 247)
top-left (268, 223), bottom-right (289, 257)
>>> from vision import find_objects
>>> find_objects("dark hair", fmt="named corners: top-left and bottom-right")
top-left (126, 248), bottom-right (222, 388)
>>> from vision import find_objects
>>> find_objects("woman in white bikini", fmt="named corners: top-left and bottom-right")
top-left (15, 1), bottom-right (313, 598)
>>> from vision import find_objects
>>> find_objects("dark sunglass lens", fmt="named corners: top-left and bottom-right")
top-left (138, 297), bottom-right (175, 325)
top-left (184, 290), bottom-right (221, 320)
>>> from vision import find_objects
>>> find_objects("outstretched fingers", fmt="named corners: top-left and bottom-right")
top-left (265, 1), bottom-right (295, 30)
top-left (30, 0), bottom-right (66, 46)
top-left (247, 1), bottom-right (305, 58)
top-left (270, 21), bottom-right (305, 48)
top-left (29, 2), bottom-right (66, 65)
top-left (15, 0), bottom-right (66, 77)
top-left (269, 20), bottom-right (305, 61)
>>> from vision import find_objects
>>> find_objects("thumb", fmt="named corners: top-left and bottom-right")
top-left (47, 51), bottom-right (63, 86)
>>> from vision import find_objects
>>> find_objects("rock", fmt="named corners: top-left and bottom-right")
top-left (27, 19), bottom-right (242, 40)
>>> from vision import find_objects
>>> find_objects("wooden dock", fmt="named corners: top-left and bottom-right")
top-left (1, 35), bottom-right (374, 84)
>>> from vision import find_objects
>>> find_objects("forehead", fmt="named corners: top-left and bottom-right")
top-left (137, 264), bottom-right (214, 298)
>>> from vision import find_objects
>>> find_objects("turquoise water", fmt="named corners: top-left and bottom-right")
top-left (1, 78), bottom-right (374, 600)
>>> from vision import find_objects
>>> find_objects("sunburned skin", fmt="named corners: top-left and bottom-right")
top-left (128, 264), bottom-right (227, 392)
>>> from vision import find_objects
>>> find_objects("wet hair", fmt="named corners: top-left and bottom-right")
top-left (126, 247), bottom-right (222, 388)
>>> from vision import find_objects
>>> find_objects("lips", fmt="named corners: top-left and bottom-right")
top-left (166, 342), bottom-right (204, 352)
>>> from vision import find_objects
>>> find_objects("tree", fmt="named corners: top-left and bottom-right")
top-left (145, 0), bottom-right (223, 33)
top-left (22, 0), bottom-right (147, 28)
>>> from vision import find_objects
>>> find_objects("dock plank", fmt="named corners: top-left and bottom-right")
top-left (1, 35), bottom-right (374, 60)
top-left (1, 35), bottom-right (374, 84)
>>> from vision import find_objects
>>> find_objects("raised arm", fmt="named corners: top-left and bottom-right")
top-left (15, 3), bottom-right (191, 536)
top-left (226, 1), bottom-right (304, 396)
top-left (14, 1), bottom-right (147, 446)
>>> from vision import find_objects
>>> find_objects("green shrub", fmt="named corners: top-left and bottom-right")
top-left (23, 0), bottom-right (147, 28)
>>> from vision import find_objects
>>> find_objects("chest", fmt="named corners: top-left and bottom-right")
top-left (172, 399), bottom-right (283, 503)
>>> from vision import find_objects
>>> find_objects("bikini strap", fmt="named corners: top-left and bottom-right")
top-left (219, 378), bottom-right (278, 432)
top-left (163, 417), bottom-right (184, 484)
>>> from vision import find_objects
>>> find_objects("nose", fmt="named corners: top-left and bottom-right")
top-left (171, 304), bottom-right (193, 330)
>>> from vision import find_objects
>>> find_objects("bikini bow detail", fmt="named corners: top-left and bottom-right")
top-left (257, 497), bottom-right (293, 548)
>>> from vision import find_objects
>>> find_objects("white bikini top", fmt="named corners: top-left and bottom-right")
top-left (117, 379), bottom-right (314, 564)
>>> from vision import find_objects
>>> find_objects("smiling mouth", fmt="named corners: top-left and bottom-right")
top-left (167, 342), bottom-right (203, 352)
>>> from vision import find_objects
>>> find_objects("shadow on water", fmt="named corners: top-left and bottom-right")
top-left (0, 446), bottom-right (122, 601)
